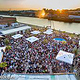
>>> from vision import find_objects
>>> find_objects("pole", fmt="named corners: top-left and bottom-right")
top-left (53, 21), bottom-right (55, 29)
top-left (49, 20), bottom-right (51, 28)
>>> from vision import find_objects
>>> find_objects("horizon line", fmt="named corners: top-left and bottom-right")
top-left (0, 7), bottom-right (80, 11)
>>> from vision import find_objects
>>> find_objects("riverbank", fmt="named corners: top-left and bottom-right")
top-left (26, 23), bottom-right (80, 39)
top-left (45, 17), bottom-right (80, 23)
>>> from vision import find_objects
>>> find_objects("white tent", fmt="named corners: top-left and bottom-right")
top-left (56, 50), bottom-right (74, 64)
top-left (0, 47), bottom-right (6, 62)
top-left (0, 52), bottom-right (3, 62)
top-left (26, 36), bottom-right (39, 43)
top-left (11, 23), bottom-right (18, 26)
top-left (79, 40), bottom-right (80, 45)
top-left (44, 29), bottom-right (53, 34)
top-left (44, 31), bottom-right (53, 34)
top-left (0, 24), bottom-right (8, 29)
top-left (46, 29), bottom-right (53, 32)
top-left (0, 47), bottom-right (6, 53)
top-left (12, 34), bottom-right (23, 39)
top-left (0, 35), bottom-right (3, 38)
top-left (31, 31), bottom-right (41, 34)
top-left (0, 24), bottom-right (7, 27)
top-left (2, 26), bottom-right (31, 35)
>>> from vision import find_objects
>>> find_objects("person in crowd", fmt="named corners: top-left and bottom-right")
top-left (2, 28), bottom-right (80, 73)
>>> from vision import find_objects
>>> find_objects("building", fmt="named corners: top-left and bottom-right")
top-left (0, 16), bottom-right (16, 29)
top-left (69, 15), bottom-right (80, 21)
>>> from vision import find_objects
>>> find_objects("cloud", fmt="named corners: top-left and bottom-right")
top-left (0, 0), bottom-right (80, 10)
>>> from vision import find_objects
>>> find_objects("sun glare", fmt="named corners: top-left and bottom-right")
top-left (41, 10), bottom-right (45, 17)
top-left (58, 9), bottom-right (62, 13)
top-left (38, 10), bottom-right (45, 18)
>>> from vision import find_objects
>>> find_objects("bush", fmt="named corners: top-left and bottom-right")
top-left (33, 26), bottom-right (38, 30)
top-left (69, 34), bottom-right (75, 38)
top-left (62, 31), bottom-right (66, 33)
top-left (73, 48), bottom-right (78, 56)
top-left (5, 46), bottom-right (11, 51)
top-left (4, 38), bottom-right (10, 45)
top-left (42, 39), bottom-right (48, 44)
top-left (26, 30), bottom-right (30, 34)
top-left (0, 62), bottom-right (7, 68)
top-left (62, 41), bottom-right (67, 44)
top-left (34, 34), bottom-right (38, 37)
top-left (39, 29), bottom-right (45, 33)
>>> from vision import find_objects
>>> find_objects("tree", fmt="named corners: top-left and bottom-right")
top-left (4, 38), bottom-right (10, 45)
top-left (42, 39), bottom-right (48, 44)
top-left (5, 46), bottom-right (11, 51)
top-left (0, 62), bottom-right (7, 68)
top-left (73, 48), bottom-right (78, 56)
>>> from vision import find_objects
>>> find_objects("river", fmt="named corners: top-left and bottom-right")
top-left (1, 15), bottom-right (80, 34)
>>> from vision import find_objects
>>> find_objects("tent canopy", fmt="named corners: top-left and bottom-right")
top-left (0, 47), bottom-right (6, 62)
top-left (1, 26), bottom-right (31, 35)
top-left (44, 30), bottom-right (53, 34)
top-left (0, 52), bottom-right (3, 62)
top-left (11, 23), bottom-right (18, 26)
top-left (12, 34), bottom-right (23, 39)
top-left (0, 35), bottom-right (3, 38)
top-left (79, 40), bottom-right (80, 45)
top-left (46, 29), bottom-right (53, 32)
top-left (44, 31), bottom-right (53, 34)
top-left (31, 31), bottom-right (41, 34)
top-left (56, 50), bottom-right (74, 64)
top-left (26, 36), bottom-right (39, 43)
top-left (0, 24), bottom-right (7, 27)
top-left (44, 29), bottom-right (53, 34)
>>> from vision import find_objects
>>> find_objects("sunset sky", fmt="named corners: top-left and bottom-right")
top-left (0, 0), bottom-right (80, 10)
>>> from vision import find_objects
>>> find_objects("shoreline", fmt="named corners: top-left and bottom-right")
top-left (25, 23), bottom-right (80, 36)
top-left (46, 18), bottom-right (80, 23)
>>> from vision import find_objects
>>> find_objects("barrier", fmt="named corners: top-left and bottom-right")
top-left (3, 73), bottom-right (77, 80)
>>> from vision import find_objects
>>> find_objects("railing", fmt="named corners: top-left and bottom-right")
top-left (3, 72), bottom-right (76, 75)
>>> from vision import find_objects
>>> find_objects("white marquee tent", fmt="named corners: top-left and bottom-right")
top-left (12, 34), bottom-right (23, 39)
top-left (0, 52), bottom-right (3, 62)
top-left (11, 23), bottom-right (18, 26)
top-left (56, 50), bottom-right (74, 64)
top-left (46, 29), bottom-right (53, 32)
top-left (26, 36), bottom-right (39, 43)
top-left (44, 30), bottom-right (53, 34)
top-left (44, 28), bottom-right (53, 34)
top-left (1, 26), bottom-right (31, 35)
top-left (79, 40), bottom-right (80, 45)
top-left (31, 31), bottom-right (41, 34)
top-left (0, 24), bottom-right (7, 27)
top-left (0, 47), bottom-right (6, 62)
top-left (44, 31), bottom-right (53, 34)
top-left (0, 35), bottom-right (3, 38)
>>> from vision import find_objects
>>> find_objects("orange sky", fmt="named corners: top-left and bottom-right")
top-left (0, 0), bottom-right (80, 10)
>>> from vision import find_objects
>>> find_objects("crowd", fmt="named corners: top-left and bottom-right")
top-left (1, 27), bottom-right (80, 74)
